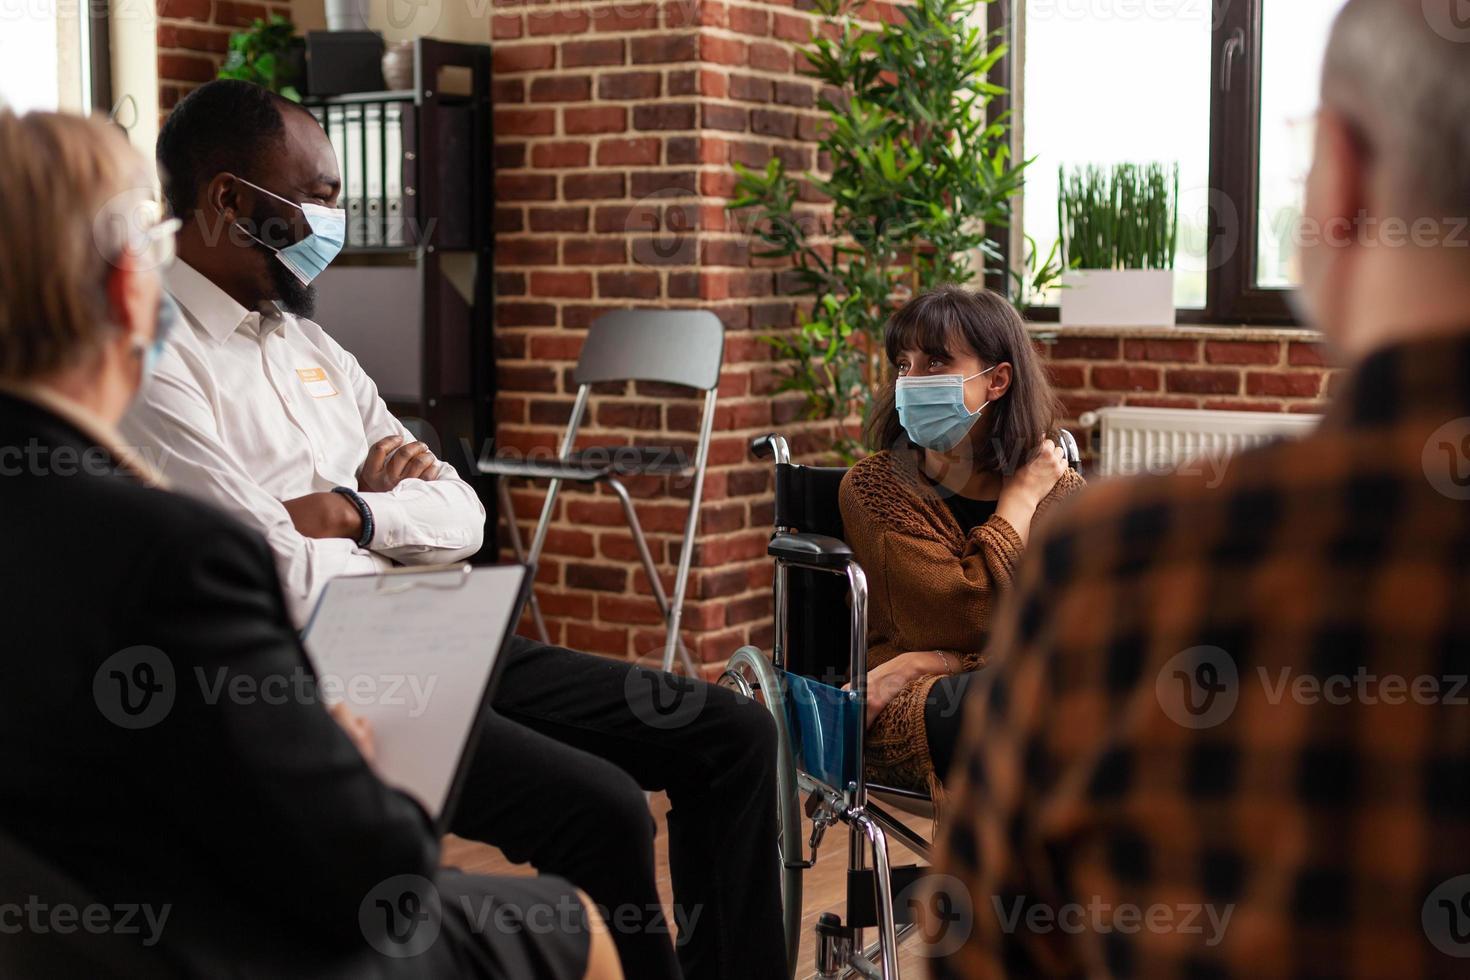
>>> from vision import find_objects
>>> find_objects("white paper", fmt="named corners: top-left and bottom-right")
top-left (301, 565), bottom-right (527, 817)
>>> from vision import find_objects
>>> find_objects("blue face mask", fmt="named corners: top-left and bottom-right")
top-left (894, 365), bottom-right (998, 452)
top-left (233, 176), bottom-right (346, 286)
top-left (141, 291), bottom-right (181, 381)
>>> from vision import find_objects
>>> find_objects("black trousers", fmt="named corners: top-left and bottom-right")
top-left (448, 636), bottom-right (787, 980)
top-left (923, 669), bottom-right (979, 785)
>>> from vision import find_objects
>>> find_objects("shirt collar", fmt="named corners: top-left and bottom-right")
top-left (165, 259), bottom-right (288, 342)
top-left (0, 382), bottom-right (167, 489)
top-left (1324, 329), bottom-right (1470, 431)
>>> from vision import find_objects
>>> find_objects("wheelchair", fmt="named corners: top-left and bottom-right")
top-left (720, 429), bottom-right (1080, 980)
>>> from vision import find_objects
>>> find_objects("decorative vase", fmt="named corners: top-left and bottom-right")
top-left (324, 0), bottom-right (370, 31)
top-left (382, 40), bottom-right (415, 91)
top-left (1059, 269), bottom-right (1177, 327)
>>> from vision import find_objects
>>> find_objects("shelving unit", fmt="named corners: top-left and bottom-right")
top-left (303, 38), bottom-right (497, 560)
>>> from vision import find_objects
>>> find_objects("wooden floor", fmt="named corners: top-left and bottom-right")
top-left (442, 793), bottom-right (934, 978)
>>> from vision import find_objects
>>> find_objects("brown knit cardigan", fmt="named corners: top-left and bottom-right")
top-left (837, 449), bottom-right (1086, 791)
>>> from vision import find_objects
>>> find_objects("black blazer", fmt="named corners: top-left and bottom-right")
top-left (0, 392), bottom-right (439, 977)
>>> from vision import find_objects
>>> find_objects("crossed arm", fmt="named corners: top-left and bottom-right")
top-left (121, 339), bottom-right (485, 627)
top-left (281, 433), bottom-right (442, 539)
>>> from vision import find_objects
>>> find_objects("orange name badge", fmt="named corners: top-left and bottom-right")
top-left (296, 367), bottom-right (340, 398)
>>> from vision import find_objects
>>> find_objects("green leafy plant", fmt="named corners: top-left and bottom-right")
top-left (1057, 162), bottom-right (1179, 270)
top-left (727, 0), bottom-right (1058, 461)
top-left (218, 15), bottom-right (302, 101)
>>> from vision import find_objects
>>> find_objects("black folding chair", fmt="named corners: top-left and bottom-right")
top-left (721, 430), bottom-right (1080, 979)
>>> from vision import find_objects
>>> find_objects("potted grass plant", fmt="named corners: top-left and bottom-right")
top-left (1057, 162), bottom-right (1179, 326)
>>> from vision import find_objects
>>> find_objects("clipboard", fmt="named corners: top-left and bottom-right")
top-left (300, 562), bottom-right (532, 830)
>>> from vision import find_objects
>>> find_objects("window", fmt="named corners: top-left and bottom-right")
top-left (1254, 0), bottom-right (1345, 288)
top-left (1013, 0), bottom-right (1348, 324)
top-left (1021, 1), bottom-right (1212, 309)
top-left (0, 1), bottom-right (110, 114)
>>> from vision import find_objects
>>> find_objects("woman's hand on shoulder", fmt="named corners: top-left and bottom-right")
top-left (993, 438), bottom-right (1068, 545)
top-left (848, 650), bottom-right (956, 728)
top-left (1000, 437), bottom-right (1067, 511)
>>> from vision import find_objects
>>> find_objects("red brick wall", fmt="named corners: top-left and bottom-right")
top-left (167, 7), bottom-right (1338, 673)
top-left (1035, 327), bottom-right (1344, 429)
top-left (490, 0), bottom-right (891, 667)
top-left (156, 0), bottom-right (294, 111)
top-left (148, 0), bottom-right (868, 670)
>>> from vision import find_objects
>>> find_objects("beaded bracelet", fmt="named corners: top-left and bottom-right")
top-left (330, 486), bottom-right (375, 549)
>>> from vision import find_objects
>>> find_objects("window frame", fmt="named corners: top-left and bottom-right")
top-left (1000, 0), bottom-right (1300, 326)
top-left (87, 0), bottom-right (113, 113)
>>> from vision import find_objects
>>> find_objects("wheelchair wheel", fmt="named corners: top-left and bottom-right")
top-left (720, 645), bottom-right (802, 980)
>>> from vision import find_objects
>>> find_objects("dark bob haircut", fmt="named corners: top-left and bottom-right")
top-left (866, 285), bottom-right (1061, 475)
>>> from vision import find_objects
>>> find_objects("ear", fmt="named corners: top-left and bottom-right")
top-left (985, 362), bottom-right (1013, 402)
top-left (204, 171), bottom-right (246, 224)
top-left (104, 251), bottom-right (156, 353)
top-left (1306, 107), bottom-right (1369, 238)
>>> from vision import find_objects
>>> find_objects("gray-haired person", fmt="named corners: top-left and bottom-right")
top-left (0, 108), bottom-right (621, 980)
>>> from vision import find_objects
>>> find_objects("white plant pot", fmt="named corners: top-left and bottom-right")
top-left (324, 0), bottom-right (370, 31)
top-left (1059, 269), bottom-right (1176, 327)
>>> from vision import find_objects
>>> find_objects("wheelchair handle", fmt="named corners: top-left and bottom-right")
top-left (749, 432), bottom-right (791, 465)
top-left (1058, 428), bottom-right (1081, 471)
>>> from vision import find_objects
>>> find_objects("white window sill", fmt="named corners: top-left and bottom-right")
top-left (1026, 323), bottom-right (1324, 343)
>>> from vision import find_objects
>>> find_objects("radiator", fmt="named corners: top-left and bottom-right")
top-left (1077, 406), bottom-right (1323, 479)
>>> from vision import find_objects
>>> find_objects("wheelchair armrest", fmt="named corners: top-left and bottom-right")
top-left (769, 531), bottom-right (853, 570)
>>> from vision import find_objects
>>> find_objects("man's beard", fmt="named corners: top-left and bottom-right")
top-left (247, 203), bottom-right (316, 319)
top-left (266, 254), bottom-right (316, 319)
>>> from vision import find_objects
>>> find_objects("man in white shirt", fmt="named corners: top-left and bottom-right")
top-left (130, 255), bottom-right (483, 624)
top-left (125, 80), bottom-right (785, 980)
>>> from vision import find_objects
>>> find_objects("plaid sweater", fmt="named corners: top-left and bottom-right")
top-left (933, 334), bottom-right (1470, 980)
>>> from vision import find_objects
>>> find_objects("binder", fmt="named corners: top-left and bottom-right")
top-left (325, 105), bottom-right (347, 217)
top-left (342, 102), bottom-right (365, 247)
top-left (308, 98), bottom-right (418, 250)
top-left (364, 102), bottom-right (384, 247)
top-left (385, 101), bottom-right (409, 247)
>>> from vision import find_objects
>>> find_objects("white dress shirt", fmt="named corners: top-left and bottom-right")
top-left (121, 259), bottom-right (485, 626)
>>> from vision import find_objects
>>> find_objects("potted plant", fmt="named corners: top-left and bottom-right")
top-left (1057, 162), bottom-right (1179, 326)
top-left (728, 0), bottom-right (1060, 461)
top-left (217, 14), bottom-right (305, 101)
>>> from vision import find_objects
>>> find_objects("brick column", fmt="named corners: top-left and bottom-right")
top-left (491, 0), bottom-right (880, 667)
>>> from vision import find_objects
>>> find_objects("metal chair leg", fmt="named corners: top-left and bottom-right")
top-left (851, 812), bottom-right (900, 980)
top-left (661, 388), bottom-right (718, 675)
top-left (498, 476), bottom-right (549, 643)
top-left (849, 822), bottom-right (866, 963)
top-left (607, 477), bottom-right (697, 675)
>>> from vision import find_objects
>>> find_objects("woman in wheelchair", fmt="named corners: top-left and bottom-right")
top-left (838, 285), bottom-right (1085, 796)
